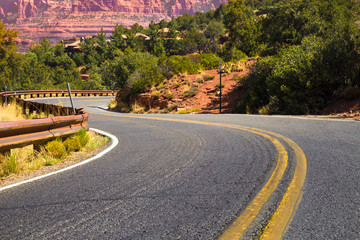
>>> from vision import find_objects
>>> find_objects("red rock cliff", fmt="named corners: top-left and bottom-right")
top-left (0, 0), bottom-right (227, 48)
top-left (170, 0), bottom-right (194, 16)
top-left (17, 0), bottom-right (38, 21)
top-left (72, 0), bottom-right (165, 14)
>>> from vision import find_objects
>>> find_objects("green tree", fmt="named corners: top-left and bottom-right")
top-left (224, 0), bottom-right (259, 55)
top-left (100, 49), bottom-right (163, 96)
top-left (0, 20), bottom-right (17, 58)
top-left (204, 20), bottom-right (226, 41)
top-left (110, 24), bottom-right (128, 51)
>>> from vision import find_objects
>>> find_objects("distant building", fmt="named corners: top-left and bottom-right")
top-left (135, 33), bottom-right (150, 41)
top-left (158, 28), bottom-right (182, 40)
top-left (61, 37), bottom-right (82, 54)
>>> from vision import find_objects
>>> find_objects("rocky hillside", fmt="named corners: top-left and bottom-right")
top-left (0, 0), bottom-right (226, 46)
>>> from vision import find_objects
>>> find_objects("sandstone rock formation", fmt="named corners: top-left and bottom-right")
top-left (72, 0), bottom-right (165, 14)
top-left (169, 0), bottom-right (194, 16)
top-left (17, 0), bottom-right (38, 21)
top-left (0, 0), bottom-right (227, 49)
top-left (0, 7), bottom-right (4, 18)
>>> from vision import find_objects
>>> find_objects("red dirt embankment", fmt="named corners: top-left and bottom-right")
top-left (130, 60), bottom-right (360, 120)
top-left (133, 61), bottom-right (254, 114)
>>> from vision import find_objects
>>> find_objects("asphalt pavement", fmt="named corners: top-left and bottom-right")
top-left (0, 97), bottom-right (358, 239)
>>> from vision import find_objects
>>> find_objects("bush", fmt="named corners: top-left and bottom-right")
top-left (178, 108), bottom-right (200, 114)
top-left (203, 75), bottom-right (215, 81)
top-left (188, 53), bottom-right (222, 70)
top-left (2, 153), bottom-right (19, 175)
top-left (63, 136), bottom-right (82, 152)
top-left (152, 90), bottom-right (161, 99)
top-left (237, 36), bottom-right (352, 114)
top-left (76, 128), bottom-right (90, 147)
top-left (46, 138), bottom-right (67, 159)
top-left (183, 87), bottom-right (199, 98)
top-left (165, 93), bottom-right (174, 100)
top-left (220, 46), bottom-right (248, 62)
top-left (166, 55), bottom-right (200, 74)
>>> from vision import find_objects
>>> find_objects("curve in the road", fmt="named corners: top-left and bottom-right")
top-left (90, 112), bottom-right (307, 239)
top-left (0, 128), bottom-right (119, 193)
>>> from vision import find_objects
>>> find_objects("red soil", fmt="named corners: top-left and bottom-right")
top-left (131, 60), bottom-right (360, 120)
top-left (134, 61), bottom-right (254, 114)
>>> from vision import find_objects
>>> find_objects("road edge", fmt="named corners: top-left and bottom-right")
top-left (0, 128), bottom-right (119, 192)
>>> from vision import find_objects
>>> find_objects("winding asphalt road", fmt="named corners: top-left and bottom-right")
top-left (0, 97), bottom-right (359, 239)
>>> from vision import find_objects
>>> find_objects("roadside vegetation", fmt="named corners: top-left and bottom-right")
top-left (1, 0), bottom-right (359, 115)
top-left (0, 101), bottom-right (46, 122)
top-left (0, 129), bottom-right (109, 179)
top-left (0, 102), bottom-right (26, 122)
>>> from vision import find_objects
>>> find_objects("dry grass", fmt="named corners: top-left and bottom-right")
top-left (131, 102), bottom-right (146, 114)
top-left (0, 102), bottom-right (27, 122)
top-left (108, 98), bottom-right (118, 110)
top-left (0, 130), bottom-right (109, 179)
top-left (178, 108), bottom-right (201, 114)
top-left (0, 101), bottom-right (48, 122)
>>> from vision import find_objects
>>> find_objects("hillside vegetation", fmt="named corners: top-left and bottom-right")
top-left (1, 0), bottom-right (359, 115)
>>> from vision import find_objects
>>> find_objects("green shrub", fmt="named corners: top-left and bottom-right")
top-left (220, 47), bottom-right (248, 62)
top-left (152, 91), bottom-right (161, 99)
top-left (172, 81), bottom-right (181, 88)
top-left (76, 128), bottom-right (90, 147)
top-left (4, 153), bottom-right (19, 175)
top-left (46, 139), bottom-right (67, 159)
top-left (167, 104), bottom-right (178, 112)
top-left (167, 55), bottom-right (200, 74)
top-left (197, 53), bottom-right (222, 70)
top-left (183, 87), bottom-right (198, 98)
top-left (335, 86), bottom-right (360, 101)
top-left (222, 62), bottom-right (243, 74)
top-left (63, 136), bottom-right (82, 152)
top-left (203, 75), bottom-right (215, 81)
top-left (165, 93), bottom-right (174, 100)
top-left (178, 108), bottom-right (201, 114)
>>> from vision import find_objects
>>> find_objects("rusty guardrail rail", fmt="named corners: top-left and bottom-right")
top-left (0, 89), bottom-right (113, 154)
top-left (0, 90), bottom-right (117, 99)
top-left (0, 112), bottom-right (89, 153)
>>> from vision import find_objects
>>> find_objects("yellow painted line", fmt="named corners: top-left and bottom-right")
top-left (54, 99), bottom-right (112, 106)
top-left (218, 129), bottom-right (288, 239)
top-left (219, 125), bottom-right (307, 239)
top-left (89, 112), bottom-right (306, 238)
top-left (258, 131), bottom-right (307, 239)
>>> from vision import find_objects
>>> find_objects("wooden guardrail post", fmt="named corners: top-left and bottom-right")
top-left (0, 150), bottom-right (10, 157)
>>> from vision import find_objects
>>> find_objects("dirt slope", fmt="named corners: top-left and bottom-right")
top-left (133, 63), bottom-right (360, 120)
top-left (132, 61), bottom-right (253, 114)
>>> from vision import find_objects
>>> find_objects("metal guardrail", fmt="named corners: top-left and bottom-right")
top-left (0, 90), bottom-right (117, 99)
top-left (0, 112), bottom-right (89, 153)
top-left (0, 90), bottom-right (114, 154)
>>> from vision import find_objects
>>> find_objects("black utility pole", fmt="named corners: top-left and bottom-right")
top-left (219, 61), bottom-right (222, 114)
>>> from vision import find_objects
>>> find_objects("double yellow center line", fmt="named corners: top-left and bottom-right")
top-left (91, 112), bottom-right (307, 240)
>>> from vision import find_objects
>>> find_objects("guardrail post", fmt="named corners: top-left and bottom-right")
top-left (33, 144), bottom-right (43, 152)
top-left (66, 83), bottom-right (76, 115)
top-left (23, 101), bottom-right (28, 115)
top-left (4, 86), bottom-right (7, 106)
top-left (0, 150), bottom-right (10, 157)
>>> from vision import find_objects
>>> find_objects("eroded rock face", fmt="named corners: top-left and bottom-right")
top-left (169, 0), bottom-right (194, 16)
top-left (17, 0), bottom-right (38, 21)
top-left (0, 7), bottom-right (4, 18)
top-left (0, 0), bottom-right (226, 49)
